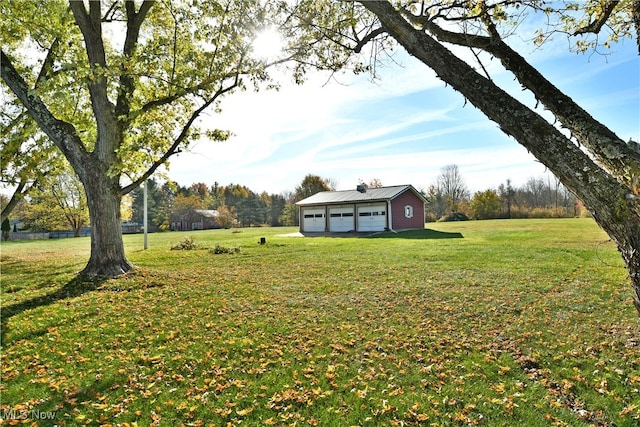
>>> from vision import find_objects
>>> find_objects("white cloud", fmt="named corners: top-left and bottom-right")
top-left (169, 53), bottom-right (449, 192)
top-left (167, 20), bottom-right (637, 196)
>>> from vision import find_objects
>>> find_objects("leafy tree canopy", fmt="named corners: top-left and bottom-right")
top-left (0, 0), bottom-right (336, 276)
top-left (294, 174), bottom-right (335, 202)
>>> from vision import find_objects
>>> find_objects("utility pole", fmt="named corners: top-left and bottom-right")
top-left (143, 179), bottom-right (148, 250)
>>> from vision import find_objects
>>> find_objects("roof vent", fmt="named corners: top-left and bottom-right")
top-left (356, 184), bottom-right (367, 193)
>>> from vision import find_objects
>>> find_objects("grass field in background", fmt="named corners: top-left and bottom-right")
top-left (1, 218), bottom-right (638, 426)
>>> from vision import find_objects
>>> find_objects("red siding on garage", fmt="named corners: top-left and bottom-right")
top-left (391, 189), bottom-right (425, 230)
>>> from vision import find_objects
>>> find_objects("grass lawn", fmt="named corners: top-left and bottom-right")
top-left (1, 218), bottom-right (638, 426)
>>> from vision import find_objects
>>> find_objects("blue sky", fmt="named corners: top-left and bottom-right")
top-left (166, 26), bottom-right (639, 195)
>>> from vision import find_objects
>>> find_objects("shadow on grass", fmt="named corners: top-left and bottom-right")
top-left (1, 275), bottom-right (105, 345)
top-left (369, 228), bottom-right (464, 239)
top-left (296, 229), bottom-right (464, 239)
top-left (299, 231), bottom-right (377, 238)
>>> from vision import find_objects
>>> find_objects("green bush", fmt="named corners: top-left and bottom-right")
top-left (470, 189), bottom-right (501, 220)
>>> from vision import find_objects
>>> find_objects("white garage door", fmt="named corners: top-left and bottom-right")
top-left (329, 207), bottom-right (355, 232)
top-left (302, 208), bottom-right (325, 232)
top-left (357, 205), bottom-right (387, 232)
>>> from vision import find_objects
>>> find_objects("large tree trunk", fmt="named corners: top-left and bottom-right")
top-left (594, 211), bottom-right (640, 314)
top-left (80, 169), bottom-right (133, 277)
top-left (627, 245), bottom-right (640, 314)
top-left (1, 50), bottom-right (132, 277)
top-left (360, 0), bottom-right (640, 315)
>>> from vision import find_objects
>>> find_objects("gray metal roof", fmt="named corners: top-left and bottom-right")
top-left (296, 185), bottom-right (425, 206)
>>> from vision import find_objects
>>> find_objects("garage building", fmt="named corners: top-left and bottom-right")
top-left (296, 184), bottom-right (426, 233)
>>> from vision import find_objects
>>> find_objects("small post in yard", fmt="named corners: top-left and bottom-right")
top-left (143, 179), bottom-right (148, 250)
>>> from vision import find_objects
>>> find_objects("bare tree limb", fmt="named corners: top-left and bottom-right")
top-left (354, 27), bottom-right (385, 53)
top-left (102, 1), bottom-right (119, 22)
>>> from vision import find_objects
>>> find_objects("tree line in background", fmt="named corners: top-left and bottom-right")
top-left (132, 173), bottom-right (335, 231)
top-left (2, 166), bottom-right (584, 236)
top-left (0, 173), bottom-right (336, 234)
top-left (426, 165), bottom-right (583, 222)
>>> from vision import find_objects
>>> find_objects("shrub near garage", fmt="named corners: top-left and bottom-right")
top-left (470, 190), bottom-right (501, 220)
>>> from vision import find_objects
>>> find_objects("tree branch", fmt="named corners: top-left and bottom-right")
top-left (400, 6), bottom-right (492, 49)
top-left (36, 38), bottom-right (60, 86)
top-left (120, 75), bottom-right (242, 195)
top-left (1, 38), bottom-right (64, 139)
top-left (115, 0), bottom-right (155, 127)
top-left (354, 27), bottom-right (386, 53)
top-left (573, 0), bottom-right (619, 36)
top-left (132, 69), bottom-right (246, 119)
top-left (102, 1), bottom-right (119, 22)
top-left (0, 176), bottom-right (38, 223)
top-left (1, 50), bottom-right (88, 169)
top-left (70, 1), bottom-right (118, 165)
top-left (478, 11), bottom-right (640, 188)
top-left (401, 4), bottom-right (640, 188)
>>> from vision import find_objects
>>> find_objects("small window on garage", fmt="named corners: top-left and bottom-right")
top-left (404, 205), bottom-right (413, 218)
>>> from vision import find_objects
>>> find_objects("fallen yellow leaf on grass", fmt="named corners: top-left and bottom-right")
top-left (619, 403), bottom-right (639, 417)
top-left (498, 366), bottom-right (511, 375)
top-left (236, 407), bottom-right (254, 416)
